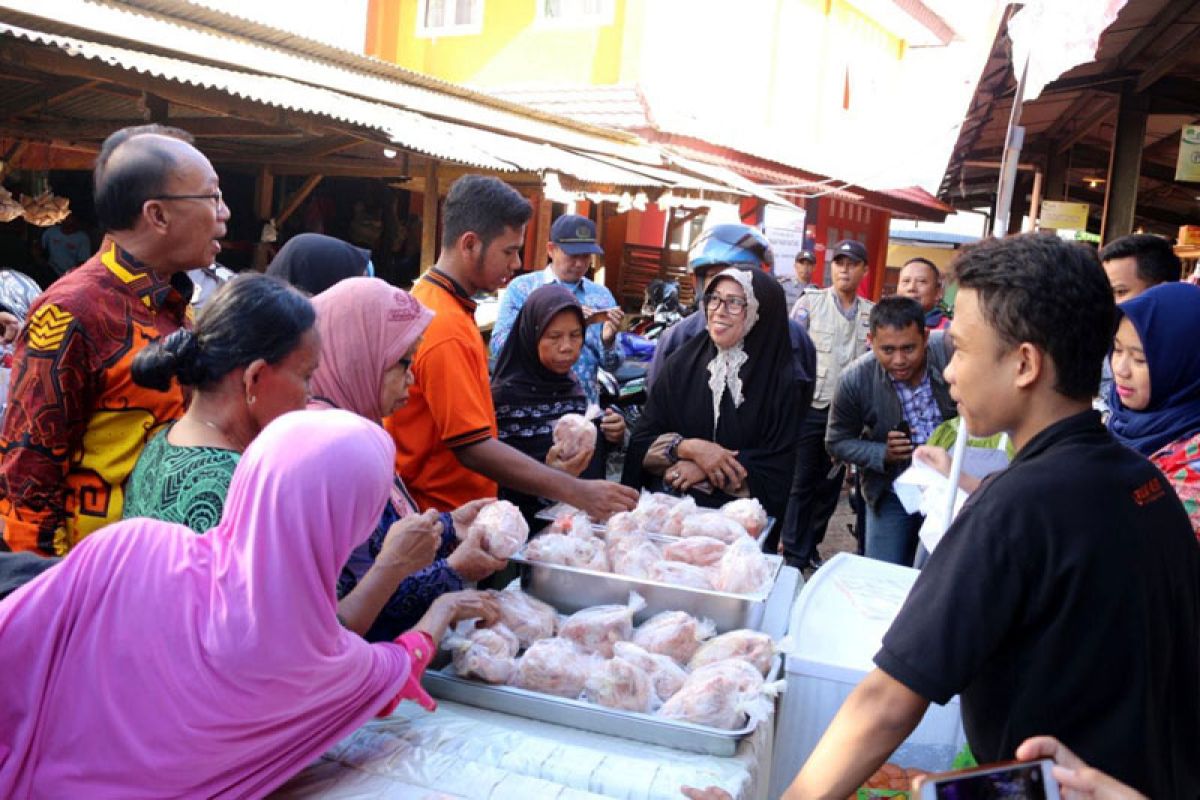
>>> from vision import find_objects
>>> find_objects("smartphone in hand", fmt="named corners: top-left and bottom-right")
top-left (916, 759), bottom-right (1060, 800)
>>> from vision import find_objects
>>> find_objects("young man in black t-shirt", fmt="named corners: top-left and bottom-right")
top-left (785, 234), bottom-right (1200, 800)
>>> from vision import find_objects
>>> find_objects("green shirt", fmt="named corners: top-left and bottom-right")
top-left (123, 424), bottom-right (240, 534)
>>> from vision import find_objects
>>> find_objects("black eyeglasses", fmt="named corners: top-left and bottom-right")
top-left (149, 190), bottom-right (224, 209)
top-left (703, 292), bottom-right (748, 315)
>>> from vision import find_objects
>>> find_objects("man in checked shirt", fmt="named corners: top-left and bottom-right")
top-left (824, 296), bottom-right (957, 565)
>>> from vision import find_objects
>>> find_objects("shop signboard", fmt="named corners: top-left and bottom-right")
top-left (1038, 200), bottom-right (1089, 230)
top-left (1175, 125), bottom-right (1200, 182)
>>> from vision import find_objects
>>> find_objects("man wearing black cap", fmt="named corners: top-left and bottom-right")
top-left (490, 213), bottom-right (623, 404)
top-left (779, 248), bottom-right (817, 308)
top-left (781, 239), bottom-right (874, 570)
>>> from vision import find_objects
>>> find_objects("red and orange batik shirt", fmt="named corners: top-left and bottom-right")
top-left (0, 241), bottom-right (191, 555)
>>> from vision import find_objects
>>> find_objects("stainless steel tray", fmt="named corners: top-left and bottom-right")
top-left (511, 548), bottom-right (784, 633)
top-left (535, 501), bottom-right (775, 547)
top-left (422, 654), bottom-right (782, 757)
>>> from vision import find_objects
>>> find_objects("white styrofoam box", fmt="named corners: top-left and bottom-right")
top-left (769, 553), bottom-right (967, 797)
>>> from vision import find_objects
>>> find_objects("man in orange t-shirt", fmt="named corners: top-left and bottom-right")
top-left (385, 175), bottom-right (636, 519)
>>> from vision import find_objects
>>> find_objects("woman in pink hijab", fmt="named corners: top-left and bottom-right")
top-left (0, 409), bottom-right (497, 798)
top-left (310, 277), bottom-right (505, 643)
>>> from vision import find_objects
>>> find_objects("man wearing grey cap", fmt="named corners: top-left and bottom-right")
top-left (779, 248), bottom-right (817, 308)
top-left (490, 213), bottom-right (623, 404)
top-left (781, 238), bottom-right (874, 570)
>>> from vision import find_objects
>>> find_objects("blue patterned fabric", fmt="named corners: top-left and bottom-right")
top-left (490, 267), bottom-right (621, 404)
top-left (890, 370), bottom-right (943, 445)
top-left (336, 479), bottom-right (463, 642)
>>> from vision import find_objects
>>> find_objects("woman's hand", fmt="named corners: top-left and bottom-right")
top-left (412, 589), bottom-right (501, 645)
top-left (665, 460), bottom-right (706, 492)
top-left (913, 445), bottom-right (951, 476)
top-left (678, 439), bottom-right (746, 490)
top-left (1016, 736), bottom-right (1147, 800)
top-left (375, 510), bottom-right (442, 577)
top-left (450, 497), bottom-right (494, 538)
top-left (446, 529), bottom-right (508, 582)
top-left (600, 409), bottom-right (626, 445)
top-left (547, 442), bottom-right (593, 476)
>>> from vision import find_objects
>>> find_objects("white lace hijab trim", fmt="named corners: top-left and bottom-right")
top-left (706, 269), bottom-right (760, 432)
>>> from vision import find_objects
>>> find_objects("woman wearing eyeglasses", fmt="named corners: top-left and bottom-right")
top-left (623, 267), bottom-right (802, 526)
top-left (310, 277), bottom-right (508, 642)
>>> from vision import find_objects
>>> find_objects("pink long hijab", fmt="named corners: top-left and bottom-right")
top-left (310, 276), bottom-right (434, 420)
top-left (0, 410), bottom-right (412, 799)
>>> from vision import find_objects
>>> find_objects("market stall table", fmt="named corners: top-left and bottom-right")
top-left (277, 566), bottom-right (801, 800)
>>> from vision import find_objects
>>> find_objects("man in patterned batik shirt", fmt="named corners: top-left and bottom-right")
top-left (490, 214), bottom-right (622, 404)
top-left (0, 125), bottom-right (228, 555)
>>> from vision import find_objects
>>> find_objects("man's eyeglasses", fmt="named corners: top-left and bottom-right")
top-left (703, 292), bottom-right (748, 315)
top-left (149, 190), bottom-right (224, 210)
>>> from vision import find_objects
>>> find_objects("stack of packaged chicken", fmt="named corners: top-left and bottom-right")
top-left (523, 493), bottom-right (774, 595)
top-left (442, 587), bottom-right (787, 731)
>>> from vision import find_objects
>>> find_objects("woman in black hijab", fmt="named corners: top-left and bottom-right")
top-left (267, 233), bottom-right (370, 296)
top-left (492, 284), bottom-right (625, 524)
top-left (623, 268), bottom-right (801, 524)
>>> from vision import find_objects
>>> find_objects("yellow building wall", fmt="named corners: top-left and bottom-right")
top-left (367, 0), bottom-right (632, 86)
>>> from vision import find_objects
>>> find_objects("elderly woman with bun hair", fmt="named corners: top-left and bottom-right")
top-left (123, 274), bottom-right (444, 634)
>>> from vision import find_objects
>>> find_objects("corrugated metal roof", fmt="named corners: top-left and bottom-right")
top-left (0, 0), bottom-right (664, 166)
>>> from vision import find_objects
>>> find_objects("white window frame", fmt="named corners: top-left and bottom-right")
top-left (534, 0), bottom-right (615, 29)
top-left (416, 0), bottom-right (484, 38)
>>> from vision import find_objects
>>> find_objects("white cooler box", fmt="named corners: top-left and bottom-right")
top-left (769, 553), bottom-right (967, 797)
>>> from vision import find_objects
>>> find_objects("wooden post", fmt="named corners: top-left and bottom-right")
top-left (1101, 83), bottom-right (1149, 243)
top-left (533, 194), bottom-right (552, 272)
top-left (420, 159), bottom-right (438, 272)
top-left (252, 166), bottom-right (273, 271)
top-left (1026, 168), bottom-right (1044, 232)
top-left (275, 174), bottom-right (322, 227)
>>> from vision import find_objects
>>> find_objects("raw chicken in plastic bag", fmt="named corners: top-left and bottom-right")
top-left (524, 533), bottom-right (611, 572)
top-left (656, 660), bottom-right (785, 730)
top-left (661, 496), bottom-right (697, 536)
top-left (513, 637), bottom-right (594, 698)
top-left (688, 629), bottom-right (784, 676)
top-left (467, 499), bottom-right (530, 559)
top-left (553, 413), bottom-right (597, 462)
top-left (630, 491), bottom-right (682, 532)
top-left (549, 510), bottom-right (595, 539)
top-left (605, 510), bottom-right (640, 537)
top-left (612, 641), bottom-right (689, 705)
top-left (713, 536), bottom-right (773, 595)
top-left (662, 535), bottom-right (728, 567)
top-left (649, 560), bottom-right (715, 591)
top-left (559, 592), bottom-right (646, 658)
top-left (681, 512), bottom-right (751, 545)
top-left (584, 655), bottom-right (652, 713)
top-left (631, 610), bottom-right (716, 665)
top-left (720, 497), bottom-right (768, 537)
top-left (492, 587), bottom-right (558, 648)
top-left (610, 538), bottom-right (662, 580)
top-left (445, 623), bottom-right (520, 684)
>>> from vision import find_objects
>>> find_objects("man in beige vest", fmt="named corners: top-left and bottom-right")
top-left (780, 239), bottom-right (874, 569)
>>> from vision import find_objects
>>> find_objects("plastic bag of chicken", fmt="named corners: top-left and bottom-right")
top-left (680, 512), bottom-right (751, 545)
top-left (467, 499), bottom-right (529, 559)
top-left (713, 536), bottom-right (773, 595)
top-left (720, 497), bottom-right (768, 537)
top-left (688, 629), bottom-right (782, 676)
top-left (631, 610), bottom-right (716, 665)
top-left (513, 637), bottom-right (594, 698)
top-left (559, 591), bottom-right (646, 658)
top-left (552, 413), bottom-right (597, 462)
top-left (662, 535), bottom-right (728, 568)
top-left (492, 586), bottom-right (558, 648)
top-left (612, 641), bottom-right (689, 706)
top-left (584, 655), bottom-right (653, 713)
top-left (445, 623), bottom-right (520, 684)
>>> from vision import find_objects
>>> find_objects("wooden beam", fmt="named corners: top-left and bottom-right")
top-left (0, 118), bottom-right (305, 141)
top-left (1041, 92), bottom-right (1099, 143)
top-left (1116, 0), bottom-right (1200, 69)
top-left (0, 79), bottom-right (99, 119)
top-left (1054, 98), bottom-right (1116, 153)
top-left (420, 160), bottom-right (438, 272)
top-left (1135, 23), bottom-right (1200, 92)
top-left (532, 193), bottom-right (551, 271)
top-left (275, 174), bottom-right (323, 226)
top-left (0, 141), bottom-right (28, 180)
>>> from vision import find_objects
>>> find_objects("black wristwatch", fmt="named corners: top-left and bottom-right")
top-left (666, 434), bottom-right (684, 464)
